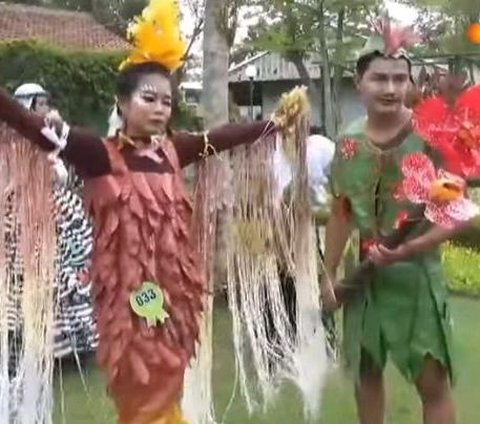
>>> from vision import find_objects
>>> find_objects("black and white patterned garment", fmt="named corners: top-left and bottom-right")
top-left (5, 175), bottom-right (98, 359)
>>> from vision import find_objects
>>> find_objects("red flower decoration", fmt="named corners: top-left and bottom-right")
top-left (394, 210), bottom-right (409, 229)
top-left (361, 239), bottom-right (378, 256)
top-left (392, 183), bottom-right (406, 201)
top-left (372, 13), bottom-right (421, 56)
top-left (340, 138), bottom-right (357, 160)
top-left (413, 83), bottom-right (480, 178)
top-left (401, 152), bottom-right (479, 228)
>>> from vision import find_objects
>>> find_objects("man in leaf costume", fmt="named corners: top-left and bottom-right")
top-left (321, 15), bottom-right (458, 424)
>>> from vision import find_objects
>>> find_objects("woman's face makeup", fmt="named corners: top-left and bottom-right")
top-left (120, 73), bottom-right (172, 137)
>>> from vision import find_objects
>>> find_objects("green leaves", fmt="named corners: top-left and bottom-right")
top-left (241, 0), bottom-right (381, 66)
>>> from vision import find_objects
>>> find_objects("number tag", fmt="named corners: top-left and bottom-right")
top-left (129, 282), bottom-right (169, 327)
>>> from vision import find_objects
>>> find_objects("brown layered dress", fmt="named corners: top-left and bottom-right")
top-left (0, 87), bottom-right (274, 423)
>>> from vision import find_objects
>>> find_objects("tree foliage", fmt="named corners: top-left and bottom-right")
top-left (238, 0), bottom-right (381, 136)
top-left (0, 41), bottom-right (198, 133)
top-left (0, 41), bottom-right (121, 132)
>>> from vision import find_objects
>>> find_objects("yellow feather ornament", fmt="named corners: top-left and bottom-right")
top-left (119, 0), bottom-right (185, 72)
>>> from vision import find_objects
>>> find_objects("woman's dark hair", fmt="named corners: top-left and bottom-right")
top-left (116, 61), bottom-right (171, 100)
top-left (356, 51), bottom-right (412, 79)
top-left (30, 95), bottom-right (38, 112)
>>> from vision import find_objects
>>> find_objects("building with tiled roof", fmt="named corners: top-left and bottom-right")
top-left (0, 2), bottom-right (130, 51)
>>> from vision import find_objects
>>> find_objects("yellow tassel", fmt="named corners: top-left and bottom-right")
top-left (271, 86), bottom-right (310, 164)
top-left (120, 0), bottom-right (185, 72)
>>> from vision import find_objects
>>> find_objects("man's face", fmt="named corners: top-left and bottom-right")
top-left (356, 57), bottom-right (411, 116)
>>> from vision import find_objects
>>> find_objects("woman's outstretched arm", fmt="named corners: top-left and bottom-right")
top-left (0, 86), bottom-right (110, 177)
top-left (172, 120), bottom-right (276, 168)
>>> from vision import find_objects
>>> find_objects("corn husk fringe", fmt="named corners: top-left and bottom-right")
top-left (226, 89), bottom-right (328, 421)
top-left (0, 127), bottom-right (56, 423)
top-left (183, 87), bottom-right (328, 422)
top-left (182, 156), bottom-right (221, 424)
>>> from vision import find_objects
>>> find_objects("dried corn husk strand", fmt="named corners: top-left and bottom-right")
top-left (284, 107), bottom-right (328, 421)
top-left (227, 135), bottom-right (296, 411)
top-left (182, 156), bottom-right (220, 424)
top-left (0, 126), bottom-right (56, 423)
top-left (226, 86), bottom-right (328, 420)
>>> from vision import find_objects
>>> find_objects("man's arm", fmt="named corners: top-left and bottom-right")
top-left (405, 222), bottom-right (469, 254)
top-left (321, 197), bottom-right (352, 310)
top-left (371, 221), bottom-right (471, 265)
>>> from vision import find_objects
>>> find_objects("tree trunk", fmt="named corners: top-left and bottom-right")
top-left (290, 54), bottom-right (322, 129)
top-left (331, 7), bottom-right (345, 134)
top-left (203, 0), bottom-right (232, 292)
top-left (318, 0), bottom-right (335, 138)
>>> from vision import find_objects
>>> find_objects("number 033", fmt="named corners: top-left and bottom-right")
top-left (135, 288), bottom-right (157, 307)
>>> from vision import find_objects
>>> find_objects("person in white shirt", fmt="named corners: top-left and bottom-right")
top-left (273, 127), bottom-right (335, 208)
top-left (267, 127), bottom-right (337, 356)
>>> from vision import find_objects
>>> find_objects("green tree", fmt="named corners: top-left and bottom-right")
top-left (242, 0), bottom-right (380, 136)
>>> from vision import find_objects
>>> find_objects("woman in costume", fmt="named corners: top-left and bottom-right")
top-left (0, 0), bottom-right (300, 421)
top-left (7, 83), bottom-right (97, 360)
top-left (321, 16), bottom-right (462, 424)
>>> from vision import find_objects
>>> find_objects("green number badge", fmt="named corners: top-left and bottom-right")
top-left (129, 282), bottom-right (169, 327)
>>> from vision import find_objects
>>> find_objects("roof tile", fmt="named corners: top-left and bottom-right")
top-left (0, 3), bottom-right (130, 51)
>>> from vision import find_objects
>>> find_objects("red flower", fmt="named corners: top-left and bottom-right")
top-left (372, 14), bottom-right (420, 56)
top-left (401, 152), bottom-right (479, 228)
top-left (413, 84), bottom-right (480, 178)
top-left (361, 239), bottom-right (378, 256)
top-left (392, 183), bottom-right (406, 201)
top-left (340, 138), bottom-right (357, 160)
top-left (394, 210), bottom-right (409, 229)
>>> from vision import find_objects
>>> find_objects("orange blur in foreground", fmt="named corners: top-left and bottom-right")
top-left (467, 23), bottom-right (480, 44)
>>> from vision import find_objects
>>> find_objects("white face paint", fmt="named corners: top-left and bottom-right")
top-left (131, 84), bottom-right (159, 105)
top-left (119, 73), bottom-right (172, 137)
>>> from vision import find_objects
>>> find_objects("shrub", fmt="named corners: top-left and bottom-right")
top-left (442, 243), bottom-right (480, 296)
top-left (0, 40), bottom-right (199, 133)
top-left (0, 40), bottom-right (122, 133)
top-left (451, 188), bottom-right (480, 250)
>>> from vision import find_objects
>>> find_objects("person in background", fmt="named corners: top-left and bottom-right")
top-left (6, 83), bottom-right (97, 360)
top-left (268, 125), bottom-right (337, 357)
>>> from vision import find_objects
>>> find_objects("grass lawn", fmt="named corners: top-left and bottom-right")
top-left (53, 296), bottom-right (480, 424)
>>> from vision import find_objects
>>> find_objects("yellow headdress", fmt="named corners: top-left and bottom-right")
top-left (119, 0), bottom-right (186, 72)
